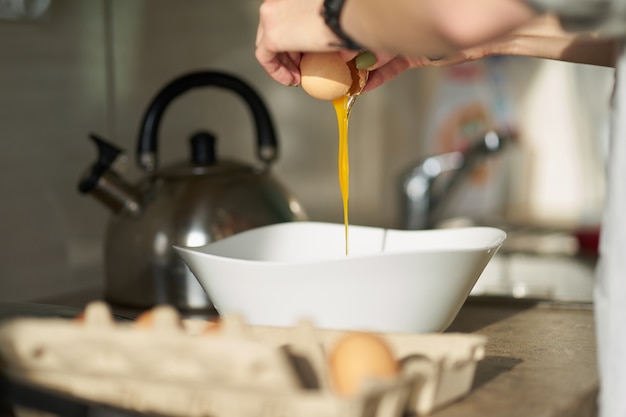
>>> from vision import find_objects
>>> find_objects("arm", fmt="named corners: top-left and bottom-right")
top-left (341, 0), bottom-right (537, 55)
top-left (255, 0), bottom-right (538, 86)
top-left (449, 13), bottom-right (618, 66)
top-left (364, 14), bottom-right (617, 92)
top-left (501, 14), bottom-right (617, 66)
top-left (255, 0), bottom-right (617, 90)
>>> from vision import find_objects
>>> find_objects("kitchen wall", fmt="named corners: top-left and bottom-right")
top-left (0, 0), bottom-right (614, 302)
top-left (0, 0), bottom-right (108, 301)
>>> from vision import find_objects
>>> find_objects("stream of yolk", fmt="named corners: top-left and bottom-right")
top-left (332, 96), bottom-right (350, 255)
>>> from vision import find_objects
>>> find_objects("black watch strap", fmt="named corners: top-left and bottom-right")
top-left (322, 0), bottom-right (363, 51)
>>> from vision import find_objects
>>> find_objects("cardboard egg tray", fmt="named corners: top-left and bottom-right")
top-left (0, 302), bottom-right (486, 417)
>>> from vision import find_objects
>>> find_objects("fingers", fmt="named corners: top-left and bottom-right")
top-left (364, 52), bottom-right (397, 71)
top-left (338, 49), bottom-right (360, 62)
top-left (255, 47), bottom-right (301, 86)
top-left (255, 0), bottom-right (300, 86)
top-left (360, 43), bottom-right (501, 93)
top-left (255, 15), bottom-right (302, 86)
top-left (339, 50), bottom-right (397, 70)
top-left (363, 57), bottom-right (413, 92)
top-left (280, 52), bottom-right (303, 86)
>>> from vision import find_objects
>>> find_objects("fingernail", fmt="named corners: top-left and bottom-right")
top-left (355, 51), bottom-right (376, 69)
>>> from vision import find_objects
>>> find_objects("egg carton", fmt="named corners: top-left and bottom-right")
top-left (0, 301), bottom-right (486, 417)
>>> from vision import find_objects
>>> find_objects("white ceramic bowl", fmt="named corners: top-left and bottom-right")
top-left (175, 222), bottom-right (506, 333)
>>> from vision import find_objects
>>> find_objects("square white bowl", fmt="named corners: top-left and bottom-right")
top-left (175, 222), bottom-right (505, 333)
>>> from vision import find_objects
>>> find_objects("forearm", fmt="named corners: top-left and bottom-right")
top-left (341, 0), bottom-right (537, 56)
top-left (360, 11), bottom-right (616, 93)
top-left (340, 0), bottom-right (449, 56)
top-left (492, 14), bottom-right (617, 66)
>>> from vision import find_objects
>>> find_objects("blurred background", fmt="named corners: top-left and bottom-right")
top-left (0, 0), bottom-right (614, 302)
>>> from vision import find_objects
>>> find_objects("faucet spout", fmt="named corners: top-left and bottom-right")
top-left (401, 130), bottom-right (512, 230)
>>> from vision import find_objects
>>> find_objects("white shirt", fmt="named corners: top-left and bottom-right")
top-left (596, 43), bottom-right (626, 417)
top-left (529, 2), bottom-right (626, 415)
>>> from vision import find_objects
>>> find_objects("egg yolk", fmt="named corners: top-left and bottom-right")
top-left (332, 96), bottom-right (350, 255)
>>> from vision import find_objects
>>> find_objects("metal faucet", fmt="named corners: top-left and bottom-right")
top-left (401, 130), bottom-right (513, 230)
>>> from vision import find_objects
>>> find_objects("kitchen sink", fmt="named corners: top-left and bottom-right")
top-left (471, 253), bottom-right (595, 302)
top-left (470, 227), bottom-right (597, 303)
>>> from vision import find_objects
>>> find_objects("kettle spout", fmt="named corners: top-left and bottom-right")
top-left (78, 134), bottom-right (142, 217)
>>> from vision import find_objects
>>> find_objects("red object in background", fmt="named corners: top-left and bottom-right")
top-left (575, 226), bottom-right (601, 258)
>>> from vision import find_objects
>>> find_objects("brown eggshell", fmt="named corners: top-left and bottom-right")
top-left (300, 52), bottom-right (352, 101)
top-left (73, 311), bottom-right (85, 323)
top-left (134, 309), bottom-right (155, 328)
top-left (204, 318), bottom-right (222, 334)
top-left (329, 332), bottom-right (399, 396)
top-left (134, 305), bottom-right (183, 330)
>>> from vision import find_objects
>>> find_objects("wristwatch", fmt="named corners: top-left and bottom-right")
top-left (321, 0), bottom-right (363, 50)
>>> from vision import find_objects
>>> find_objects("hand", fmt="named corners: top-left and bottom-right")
top-left (255, 0), bottom-right (342, 87)
top-left (254, 0), bottom-right (537, 88)
top-left (359, 48), bottom-right (513, 94)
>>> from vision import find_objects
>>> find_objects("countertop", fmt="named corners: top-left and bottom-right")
top-left (439, 298), bottom-right (597, 417)
top-left (1, 291), bottom-right (598, 417)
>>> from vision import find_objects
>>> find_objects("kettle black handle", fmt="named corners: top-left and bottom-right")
top-left (136, 71), bottom-right (278, 172)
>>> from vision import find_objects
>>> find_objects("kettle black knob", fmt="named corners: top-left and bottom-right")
top-left (190, 131), bottom-right (217, 166)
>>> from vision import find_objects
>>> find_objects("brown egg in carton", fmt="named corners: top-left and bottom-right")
top-left (0, 301), bottom-right (486, 417)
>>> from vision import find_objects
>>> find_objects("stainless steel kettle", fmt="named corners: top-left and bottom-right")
top-left (78, 71), bottom-right (307, 313)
